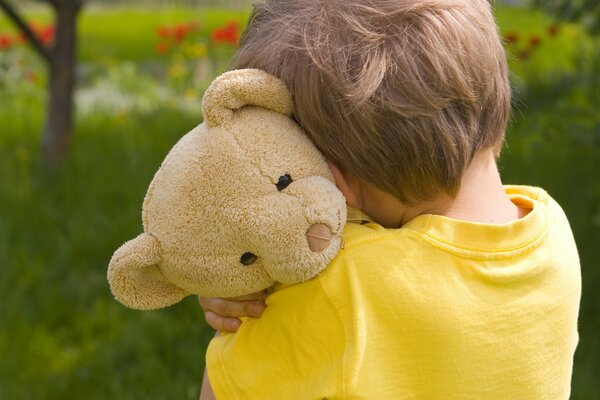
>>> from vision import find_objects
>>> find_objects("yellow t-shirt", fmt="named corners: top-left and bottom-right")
top-left (206, 186), bottom-right (581, 399)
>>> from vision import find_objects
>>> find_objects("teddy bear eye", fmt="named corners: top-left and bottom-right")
top-left (276, 174), bottom-right (293, 191)
top-left (240, 252), bottom-right (258, 266)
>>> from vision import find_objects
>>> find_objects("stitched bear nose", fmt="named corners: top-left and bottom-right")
top-left (306, 223), bottom-right (332, 252)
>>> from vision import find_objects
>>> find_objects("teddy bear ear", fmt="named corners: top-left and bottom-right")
top-left (107, 233), bottom-right (187, 310)
top-left (201, 68), bottom-right (293, 127)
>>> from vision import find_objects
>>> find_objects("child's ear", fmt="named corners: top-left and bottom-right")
top-left (326, 160), bottom-right (363, 209)
top-left (108, 233), bottom-right (187, 310)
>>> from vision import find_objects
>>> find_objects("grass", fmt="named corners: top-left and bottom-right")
top-left (499, 70), bottom-right (600, 399)
top-left (0, 6), bottom-right (248, 62)
top-left (77, 7), bottom-right (248, 62)
top-left (494, 5), bottom-right (594, 80)
top-left (1, 4), bottom-right (599, 399)
top-left (0, 86), bottom-right (214, 398)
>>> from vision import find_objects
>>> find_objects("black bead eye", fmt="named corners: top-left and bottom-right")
top-left (276, 174), bottom-right (293, 191)
top-left (240, 252), bottom-right (258, 266)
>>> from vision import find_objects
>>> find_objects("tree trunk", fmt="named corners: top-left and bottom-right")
top-left (41, 1), bottom-right (79, 167)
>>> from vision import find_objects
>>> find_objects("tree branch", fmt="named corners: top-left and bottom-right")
top-left (38, 0), bottom-right (59, 9)
top-left (0, 0), bottom-right (52, 64)
top-left (73, 0), bottom-right (85, 13)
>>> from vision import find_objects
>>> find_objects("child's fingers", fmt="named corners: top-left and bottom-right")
top-left (204, 311), bottom-right (242, 332)
top-left (225, 289), bottom-right (270, 302)
top-left (198, 296), bottom-right (267, 318)
top-left (198, 290), bottom-right (270, 332)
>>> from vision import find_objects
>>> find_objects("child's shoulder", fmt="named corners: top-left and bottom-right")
top-left (338, 185), bottom-right (568, 262)
top-left (341, 221), bottom-right (399, 250)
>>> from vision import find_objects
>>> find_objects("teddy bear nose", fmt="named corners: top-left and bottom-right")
top-left (306, 223), bottom-right (332, 252)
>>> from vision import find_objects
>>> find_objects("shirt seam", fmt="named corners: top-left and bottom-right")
top-left (317, 273), bottom-right (348, 399)
top-left (404, 228), bottom-right (549, 260)
top-left (342, 214), bottom-right (549, 260)
top-left (341, 229), bottom-right (406, 252)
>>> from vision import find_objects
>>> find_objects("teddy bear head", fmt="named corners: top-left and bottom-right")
top-left (108, 69), bottom-right (347, 310)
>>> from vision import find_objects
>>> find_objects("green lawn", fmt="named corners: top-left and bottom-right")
top-left (1, 4), bottom-right (598, 399)
top-left (494, 5), bottom-right (594, 80)
top-left (77, 7), bottom-right (248, 62)
top-left (0, 6), bottom-right (248, 62)
top-left (499, 73), bottom-right (600, 398)
top-left (0, 88), bottom-right (213, 399)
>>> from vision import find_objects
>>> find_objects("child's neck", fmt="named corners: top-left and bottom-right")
top-left (361, 150), bottom-right (526, 228)
top-left (437, 150), bottom-right (527, 224)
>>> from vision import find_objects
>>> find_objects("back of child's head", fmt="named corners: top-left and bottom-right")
top-left (233, 0), bottom-right (511, 204)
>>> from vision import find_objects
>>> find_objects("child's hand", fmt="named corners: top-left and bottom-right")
top-left (198, 290), bottom-right (269, 332)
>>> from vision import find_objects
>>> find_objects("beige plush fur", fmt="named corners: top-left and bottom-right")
top-left (108, 69), bottom-right (347, 310)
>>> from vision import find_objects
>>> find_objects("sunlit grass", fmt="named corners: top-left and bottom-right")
top-left (0, 6), bottom-right (248, 62)
top-left (77, 7), bottom-right (248, 62)
top-left (494, 5), bottom-right (595, 84)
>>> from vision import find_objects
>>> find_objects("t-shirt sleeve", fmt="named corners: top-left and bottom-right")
top-left (205, 277), bottom-right (345, 400)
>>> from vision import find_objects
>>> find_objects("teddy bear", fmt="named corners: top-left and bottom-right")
top-left (107, 69), bottom-right (349, 310)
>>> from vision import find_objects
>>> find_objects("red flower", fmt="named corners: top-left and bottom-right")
top-left (547, 24), bottom-right (559, 37)
top-left (26, 71), bottom-right (39, 83)
top-left (528, 35), bottom-right (542, 47)
top-left (157, 26), bottom-right (171, 38)
top-left (173, 24), bottom-right (189, 43)
top-left (0, 34), bottom-right (13, 50)
top-left (517, 49), bottom-right (530, 61)
top-left (38, 25), bottom-right (55, 45)
top-left (154, 20), bottom-right (201, 52)
top-left (156, 21), bottom-right (199, 41)
top-left (211, 21), bottom-right (240, 46)
top-left (503, 32), bottom-right (519, 45)
top-left (155, 41), bottom-right (170, 55)
top-left (27, 23), bottom-right (55, 45)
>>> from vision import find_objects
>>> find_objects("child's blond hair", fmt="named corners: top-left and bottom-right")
top-left (233, 0), bottom-right (511, 204)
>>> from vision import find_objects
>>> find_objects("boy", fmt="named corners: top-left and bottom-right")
top-left (199, 0), bottom-right (581, 398)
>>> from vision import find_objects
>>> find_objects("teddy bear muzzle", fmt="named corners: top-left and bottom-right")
top-left (306, 223), bottom-right (333, 252)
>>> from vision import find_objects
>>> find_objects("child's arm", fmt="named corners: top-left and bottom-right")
top-left (201, 278), bottom-right (344, 399)
top-left (198, 290), bottom-right (269, 332)
top-left (199, 368), bottom-right (216, 400)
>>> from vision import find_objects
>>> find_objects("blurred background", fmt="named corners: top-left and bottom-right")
top-left (0, 0), bottom-right (598, 398)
